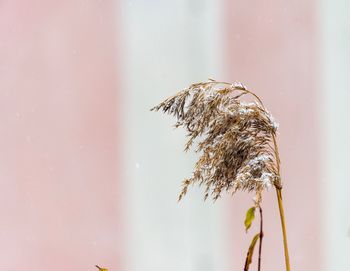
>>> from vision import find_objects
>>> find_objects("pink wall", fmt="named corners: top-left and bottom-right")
top-left (224, 1), bottom-right (322, 270)
top-left (0, 1), bottom-right (122, 270)
top-left (0, 1), bottom-right (324, 270)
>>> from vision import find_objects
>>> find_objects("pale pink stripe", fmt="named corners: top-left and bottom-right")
top-left (0, 1), bottom-right (122, 270)
top-left (224, 1), bottom-right (321, 270)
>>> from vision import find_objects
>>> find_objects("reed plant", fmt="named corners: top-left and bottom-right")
top-left (151, 79), bottom-right (290, 271)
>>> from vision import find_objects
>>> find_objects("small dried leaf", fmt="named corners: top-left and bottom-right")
top-left (244, 207), bottom-right (256, 232)
top-left (244, 233), bottom-right (260, 271)
top-left (95, 265), bottom-right (108, 271)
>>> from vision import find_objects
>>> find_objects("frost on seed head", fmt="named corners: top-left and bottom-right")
top-left (151, 79), bottom-right (280, 201)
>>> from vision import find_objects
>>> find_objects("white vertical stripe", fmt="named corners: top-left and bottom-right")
top-left (321, 0), bottom-right (350, 270)
top-left (121, 1), bottom-right (229, 271)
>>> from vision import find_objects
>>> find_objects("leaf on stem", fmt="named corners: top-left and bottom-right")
top-left (244, 207), bottom-right (256, 232)
top-left (244, 233), bottom-right (260, 271)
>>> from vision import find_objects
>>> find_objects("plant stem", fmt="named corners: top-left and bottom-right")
top-left (270, 132), bottom-right (291, 271)
top-left (258, 206), bottom-right (263, 271)
top-left (276, 187), bottom-right (290, 271)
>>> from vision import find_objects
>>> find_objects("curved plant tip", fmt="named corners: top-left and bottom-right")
top-left (95, 265), bottom-right (108, 271)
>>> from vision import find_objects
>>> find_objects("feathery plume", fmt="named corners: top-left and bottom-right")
top-left (151, 79), bottom-right (280, 201)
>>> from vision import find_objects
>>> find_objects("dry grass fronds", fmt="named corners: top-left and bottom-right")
top-left (151, 79), bottom-right (280, 201)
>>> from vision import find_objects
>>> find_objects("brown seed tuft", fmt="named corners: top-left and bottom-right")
top-left (151, 79), bottom-right (281, 201)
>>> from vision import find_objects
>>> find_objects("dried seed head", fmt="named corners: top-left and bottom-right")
top-left (151, 79), bottom-right (280, 201)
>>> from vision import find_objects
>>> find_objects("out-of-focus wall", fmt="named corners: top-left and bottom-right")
top-left (321, 0), bottom-right (350, 270)
top-left (121, 0), bottom-right (325, 270)
top-left (121, 1), bottom-right (231, 271)
top-left (0, 1), bottom-right (122, 270)
top-left (0, 1), bottom-right (349, 270)
top-left (224, 1), bottom-right (322, 270)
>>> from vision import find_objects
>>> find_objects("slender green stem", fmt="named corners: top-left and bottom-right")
top-left (276, 188), bottom-right (291, 271)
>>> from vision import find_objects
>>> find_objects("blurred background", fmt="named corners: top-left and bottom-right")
top-left (0, 0), bottom-right (348, 270)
